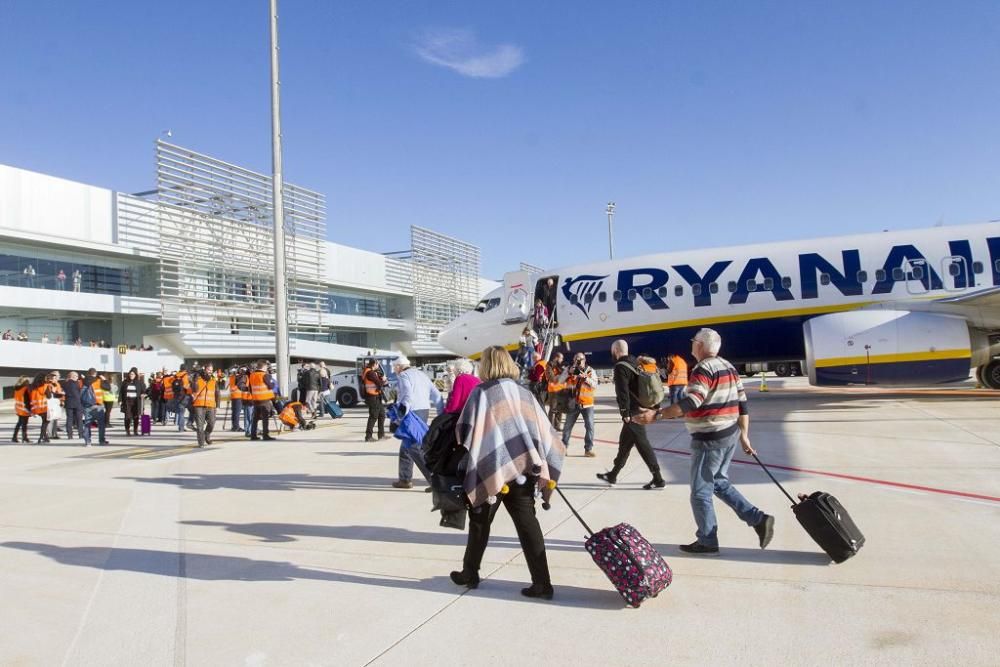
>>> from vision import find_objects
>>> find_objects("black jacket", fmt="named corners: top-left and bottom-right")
top-left (119, 379), bottom-right (145, 403)
top-left (61, 379), bottom-right (83, 410)
top-left (613, 355), bottom-right (643, 418)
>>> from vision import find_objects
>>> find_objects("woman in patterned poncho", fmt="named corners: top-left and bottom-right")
top-left (449, 346), bottom-right (566, 600)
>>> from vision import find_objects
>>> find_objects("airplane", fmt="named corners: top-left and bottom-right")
top-left (437, 220), bottom-right (1000, 388)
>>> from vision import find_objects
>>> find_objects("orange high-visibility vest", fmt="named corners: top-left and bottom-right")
top-left (163, 374), bottom-right (175, 400)
top-left (566, 372), bottom-right (595, 407)
top-left (640, 360), bottom-right (658, 373)
top-left (175, 371), bottom-right (190, 394)
top-left (192, 377), bottom-right (217, 408)
top-left (30, 386), bottom-right (49, 415)
top-left (546, 364), bottom-right (565, 393)
top-left (362, 369), bottom-right (381, 396)
top-left (668, 355), bottom-right (688, 386)
top-left (279, 401), bottom-right (303, 427)
top-left (249, 370), bottom-right (274, 401)
top-left (13, 386), bottom-right (30, 417)
top-left (90, 379), bottom-right (104, 403)
top-left (228, 374), bottom-right (242, 400)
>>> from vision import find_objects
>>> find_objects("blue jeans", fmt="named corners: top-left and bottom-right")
top-left (175, 404), bottom-right (186, 431)
top-left (669, 385), bottom-right (686, 405)
top-left (398, 409), bottom-right (432, 482)
top-left (243, 404), bottom-right (254, 436)
top-left (561, 405), bottom-right (595, 452)
top-left (689, 431), bottom-right (763, 548)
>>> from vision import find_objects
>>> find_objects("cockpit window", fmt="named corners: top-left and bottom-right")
top-left (475, 297), bottom-right (501, 313)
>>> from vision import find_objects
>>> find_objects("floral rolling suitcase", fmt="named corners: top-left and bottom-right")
top-left (555, 487), bottom-right (672, 607)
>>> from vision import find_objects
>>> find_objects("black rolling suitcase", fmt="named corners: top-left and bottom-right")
top-left (753, 454), bottom-right (865, 563)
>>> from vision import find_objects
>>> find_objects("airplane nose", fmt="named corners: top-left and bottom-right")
top-left (438, 320), bottom-right (463, 354)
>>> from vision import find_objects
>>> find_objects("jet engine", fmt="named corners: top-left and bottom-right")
top-left (802, 310), bottom-right (986, 386)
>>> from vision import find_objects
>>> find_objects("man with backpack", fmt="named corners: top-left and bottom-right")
top-left (596, 339), bottom-right (665, 489)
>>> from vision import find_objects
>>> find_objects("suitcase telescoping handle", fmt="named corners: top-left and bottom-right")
top-left (553, 486), bottom-right (595, 538)
top-left (751, 453), bottom-right (798, 507)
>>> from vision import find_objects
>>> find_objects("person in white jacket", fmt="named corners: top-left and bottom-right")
top-left (392, 355), bottom-right (443, 489)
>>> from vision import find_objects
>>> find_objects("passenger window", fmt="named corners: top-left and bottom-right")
top-left (763, 278), bottom-right (774, 290)
top-left (973, 261), bottom-right (984, 274)
top-left (892, 267), bottom-right (905, 281)
top-left (781, 276), bottom-right (792, 289)
top-left (995, 260), bottom-right (1000, 272)
top-left (674, 285), bottom-right (683, 297)
top-left (642, 287), bottom-right (652, 299)
top-left (709, 283), bottom-right (719, 294)
top-left (875, 269), bottom-right (886, 282)
top-left (628, 289), bottom-right (637, 301)
top-left (820, 273), bottom-right (831, 286)
top-left (570, 294), bottom-right (579, 305)
top-left (598, 292), bottom-right (607, 303)
top-left (746, 279), bottom-right (757, 292)
top-left (911, 265), bottom-right (924, 280)
top-left (613, 290), bottom-right (621, 301)
top-left (727, 281), bottom-right (737, 293)
top-left (584, 293), bottom-right (594, 304)
top-left (856, 270), bottom-right (868, 282)
top-left (692, 284), bottom-right (703, 297)
top-left (947, 262), bottom-right (960, 277)
top-left (657, 286), bottom-right (667, 298)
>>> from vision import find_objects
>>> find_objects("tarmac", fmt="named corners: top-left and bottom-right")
top-left (0, 378), bottom-right (998, 666)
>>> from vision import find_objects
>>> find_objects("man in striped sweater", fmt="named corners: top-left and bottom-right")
top-left (638, 327), bottom-right (774, 556)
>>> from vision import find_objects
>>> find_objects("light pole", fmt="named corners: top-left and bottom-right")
top-left (606, 201), bottom-right (616, 260)
top-left (269, 0), bottom-right (291, 394)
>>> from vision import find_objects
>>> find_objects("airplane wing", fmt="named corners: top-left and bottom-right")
top-left (932, 286), bottom-right (1000, 308)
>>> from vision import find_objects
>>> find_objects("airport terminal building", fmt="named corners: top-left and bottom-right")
top-left (0, 141), bottom-right (493, 386)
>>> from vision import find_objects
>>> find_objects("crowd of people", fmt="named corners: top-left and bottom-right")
top-left (8, 358), bottom-right (339, 448)
top-left (7, 327), bottom-right (774, 602)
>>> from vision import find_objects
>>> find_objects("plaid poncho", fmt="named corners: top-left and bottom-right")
top-left (456, 378), bottom-right (566, 508)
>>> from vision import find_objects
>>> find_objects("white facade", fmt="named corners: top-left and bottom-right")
top-left (0, 163), bottom-right (498, 386)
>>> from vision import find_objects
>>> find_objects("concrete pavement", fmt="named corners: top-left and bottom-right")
top-left (0, 379), bottom-right (998, 666)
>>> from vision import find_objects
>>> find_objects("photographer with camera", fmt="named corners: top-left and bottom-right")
top-left (561, 352), bottom-right (598, 457)
top-left (192, 362), bottom-right (220, 447)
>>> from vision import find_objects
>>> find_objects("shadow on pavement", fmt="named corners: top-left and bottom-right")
top-left (655, 543), bottom-right (831, 565)
top-left (117, 473), bottom-right (411, 493)
top-left (0, 541), bottom-right (622, 610)
top-left (180, 520), bottom-right (585, 552)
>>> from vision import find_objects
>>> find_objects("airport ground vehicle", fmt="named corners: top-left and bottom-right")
top-left (329, 354), bottom-right (400, 408)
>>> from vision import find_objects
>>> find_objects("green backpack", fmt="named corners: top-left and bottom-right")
top-left (615, 360), bottom-right (665, 409)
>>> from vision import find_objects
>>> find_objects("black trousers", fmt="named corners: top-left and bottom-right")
top-left (364, 395), bottom-right (385, 439)
top-left (463, 479), bottom-right (551, 586)
top-left (65, 407), bottom-right (83, 439)
top-left (612, 420), bottom-right (661, 475)
top-left (13, 415), bottom-right (29, 441)
top-left (123, 399), bottom-right (140, 434)
top-left (251, 403), bottom-right (271, 438)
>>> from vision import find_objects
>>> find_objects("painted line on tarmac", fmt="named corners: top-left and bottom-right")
top-left (585, 436), bottom-right (1000, 504)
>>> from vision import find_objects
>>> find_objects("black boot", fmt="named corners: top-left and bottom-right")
top-left (449, 570), bottom-right (480, 589)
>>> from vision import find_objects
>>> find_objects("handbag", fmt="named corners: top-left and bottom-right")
top-left (430, 474), bottom-right (468, 514)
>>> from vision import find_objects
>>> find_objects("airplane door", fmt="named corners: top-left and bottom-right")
top-left (502, 270), bottom-right (532, 324)
top-left (941, 255), bottom-right (970, 292)
top-left (904, 259), bottom-right (928, 295)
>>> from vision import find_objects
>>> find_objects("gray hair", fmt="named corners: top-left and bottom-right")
top-left (611, 339), bottom-right (629, 358)
top-left (693, 328), bottom-right (722, 356)
top-left (451, 358), bottom-right (474, 375)
top-left (393, 355), bottom-right (411, 368)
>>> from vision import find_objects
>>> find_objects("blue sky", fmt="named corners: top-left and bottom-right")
top-left (2, 1), bottom-right (999, 277)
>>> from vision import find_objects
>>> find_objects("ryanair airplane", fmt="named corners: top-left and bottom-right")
top-left (437, 221), bottom-right (1000, 388)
